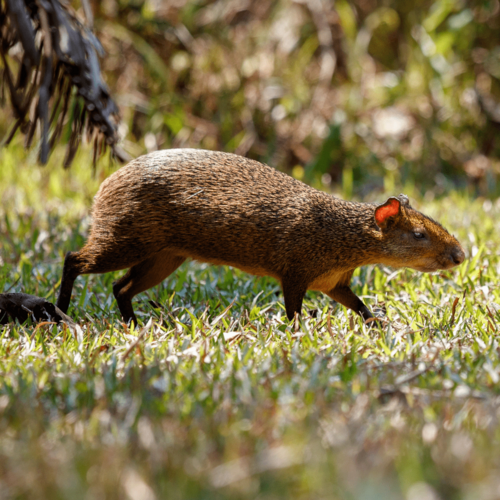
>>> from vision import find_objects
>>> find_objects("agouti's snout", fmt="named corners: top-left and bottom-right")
top-left (449, 247), bottom-right (465, 266)
top-left (56, 149), bottom-right (464, 326)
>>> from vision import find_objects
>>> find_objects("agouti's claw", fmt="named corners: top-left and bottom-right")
top-left (364, 316), bottom-right (388, 329)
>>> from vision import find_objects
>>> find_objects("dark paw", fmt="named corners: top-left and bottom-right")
top-left (364, 316), bottom-right (387, 329)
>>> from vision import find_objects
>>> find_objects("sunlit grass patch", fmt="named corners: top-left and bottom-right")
top-left (1, 150), bottom-right (500, 498)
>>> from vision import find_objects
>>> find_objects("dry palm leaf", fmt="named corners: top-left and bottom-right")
top-left (0, 0), bottom-right (128, 167)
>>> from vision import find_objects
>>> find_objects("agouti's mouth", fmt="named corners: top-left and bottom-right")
top-left (416, 265), bottom-right (440, 273)
top-left (417, 260), bottom-right (462, 273)
top-left (415, 262), bottom-right (449, 273)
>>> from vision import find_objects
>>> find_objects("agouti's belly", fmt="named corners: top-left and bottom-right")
top-left (180, 251), bottom-right (280, 280)
top-left (308, 271), bottom-right (342, 293)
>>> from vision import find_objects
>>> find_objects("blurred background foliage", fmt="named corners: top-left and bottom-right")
top-left (3, 0), bottom-right (500, 197)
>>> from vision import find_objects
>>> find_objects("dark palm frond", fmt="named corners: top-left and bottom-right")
top-left (0, 0), bottom-right (128, 167)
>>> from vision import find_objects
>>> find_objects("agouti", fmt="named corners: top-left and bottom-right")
top-left (56, 149), bottom-right (465, 325)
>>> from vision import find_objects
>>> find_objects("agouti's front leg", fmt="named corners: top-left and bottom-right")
top-left (327, 270), bottom-right (382, 326)
top-left (281, 274), bottom-right (308, 321)
top-left (327, 285), bottom-right (375, 324)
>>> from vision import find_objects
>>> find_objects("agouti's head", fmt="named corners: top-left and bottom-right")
top-left (374, 194), bottom-right (465, 273)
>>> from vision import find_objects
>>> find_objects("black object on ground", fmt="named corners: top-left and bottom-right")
top-left (0, 293), bottom-right (66, 324)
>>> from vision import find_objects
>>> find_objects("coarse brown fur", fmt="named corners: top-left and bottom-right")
top-left (56, 149), bottom-right (465, 325)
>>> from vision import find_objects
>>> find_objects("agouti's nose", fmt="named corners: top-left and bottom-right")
top-left (450, 247), bottom-right (465, 265)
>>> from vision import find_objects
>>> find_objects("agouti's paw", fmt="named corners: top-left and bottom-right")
top-left (364, 316), bottom-right (388, 329)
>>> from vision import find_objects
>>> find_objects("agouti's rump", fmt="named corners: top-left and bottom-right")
top-left (56, 149), bottom-right (465, 325)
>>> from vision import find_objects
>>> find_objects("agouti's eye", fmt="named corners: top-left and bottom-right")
top-left (413, 231), bottom-right (425, 239)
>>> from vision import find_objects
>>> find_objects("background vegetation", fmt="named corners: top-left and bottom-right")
top-left (4, 0), bottom-right (500, 195)
top-left (1, 0), bottom-right (500, 498)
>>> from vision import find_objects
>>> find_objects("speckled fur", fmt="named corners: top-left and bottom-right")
top-left (56, 149), bottom-right (465, 324)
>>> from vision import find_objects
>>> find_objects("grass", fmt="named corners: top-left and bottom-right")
top-left (1, 144), bottom-right (500, 499)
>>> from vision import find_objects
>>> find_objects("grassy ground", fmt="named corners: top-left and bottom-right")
top-left (1, 144), bottom-right (499, 500)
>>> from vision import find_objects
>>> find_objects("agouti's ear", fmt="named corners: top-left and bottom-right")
top-left (375, 197), bottom-right (401, 229)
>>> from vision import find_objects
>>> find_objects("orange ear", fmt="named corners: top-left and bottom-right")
top-left (375, 198), bottom-right (400, 226)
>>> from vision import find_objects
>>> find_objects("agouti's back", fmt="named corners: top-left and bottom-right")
top-left (57, 149), bottom-right (465, 325)
top-left (92, 150), bottom-right (377, 276)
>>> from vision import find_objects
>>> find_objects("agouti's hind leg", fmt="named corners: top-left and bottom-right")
top-left (57, 247), bottom-right (149, 315)
top-left (113, 249), bottom-right (186, 325)
top-left (281, 275), bottom-right (308, 321)
top-left (56, 251), bottom-right (86, 314)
